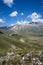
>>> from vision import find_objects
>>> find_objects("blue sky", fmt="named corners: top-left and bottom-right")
top-left (0, 0), bottom-right (43, 26)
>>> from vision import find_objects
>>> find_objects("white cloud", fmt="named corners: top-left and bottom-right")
top-left (17, 21), bottom-right (21, 24)
top-left (11, 24), bottom-right (14, 26)
top-left (32, 19), bottom-right (43, 22)
top-left (21, 12), bottom-right (24, 15)
top-left (3, 0), bottom-right (14, 7)
top-left (28, 12), bottom-right (41, 19)
top-left (0, 18), bottom-right (4, 23)
top-left (16, 20), bottom-right (29, 25)
top-left (10, 11), bottom-right (18, 17)
top-left (27, 12), bottom-right (43, 22)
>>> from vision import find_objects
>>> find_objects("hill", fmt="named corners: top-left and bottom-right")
top-left (0, 23), bottom-right (43, 56)
top-left (0, 24), bottom-right (43, 65)
top-left (0, 32), bottom-right (43, 56)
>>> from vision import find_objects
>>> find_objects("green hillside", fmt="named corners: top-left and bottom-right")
top-left (0, 32), bottom-right (43, 56)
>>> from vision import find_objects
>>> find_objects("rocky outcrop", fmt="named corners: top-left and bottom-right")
top-left (0, 51), bottom-right (43, 65)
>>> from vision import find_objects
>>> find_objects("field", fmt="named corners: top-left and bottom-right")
top-left (0, 32), bottom-right (43, 56)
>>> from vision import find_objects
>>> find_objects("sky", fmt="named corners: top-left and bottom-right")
top-left (0, 0), bottom-right (43, 26)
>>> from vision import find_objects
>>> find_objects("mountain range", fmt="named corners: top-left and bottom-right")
top-left (0, 21), bottom-right (43, 56)
top-left (0, 21), bottom-right (43, 35)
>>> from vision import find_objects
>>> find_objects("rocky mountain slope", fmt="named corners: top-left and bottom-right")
top-left (0, 22), bottom-right (43, 65)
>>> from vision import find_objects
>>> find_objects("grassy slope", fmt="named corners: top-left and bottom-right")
top-left (0, 33), bottom-right (43, 56)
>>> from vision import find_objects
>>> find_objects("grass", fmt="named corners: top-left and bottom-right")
top-left (0, 33), bottom-right (43, 56)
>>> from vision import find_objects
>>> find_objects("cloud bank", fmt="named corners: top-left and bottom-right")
top-left (9, 11), bottom-right (18, 17)
top-left (3, 0), bottom-right (14, 7)
top-left (0, 18), bottom-right (4, 23)
top-left (21, 12), bottom-right (24, 15)
top-left (27, 12), bottom-right (43, 22)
